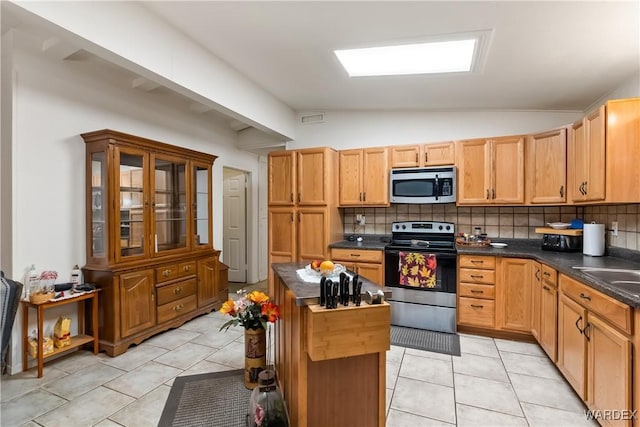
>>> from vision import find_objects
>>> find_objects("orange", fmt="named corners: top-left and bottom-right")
top-left (319, 260), bottom-right (334, 272)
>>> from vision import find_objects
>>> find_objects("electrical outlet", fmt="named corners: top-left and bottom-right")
top-left (611, 221), bottom-right (619, 236)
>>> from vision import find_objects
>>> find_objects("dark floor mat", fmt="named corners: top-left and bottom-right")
top-left (390, 325), bottom-right (461, 357)
top-left (159, 369), bottom-right (251, 427)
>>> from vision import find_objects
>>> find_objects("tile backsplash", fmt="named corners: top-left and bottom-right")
top-left (342, 203), bottom-right (640, 251)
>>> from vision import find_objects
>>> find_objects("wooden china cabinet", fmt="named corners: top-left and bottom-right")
top-left (81, 130), bottom-right (227, 356)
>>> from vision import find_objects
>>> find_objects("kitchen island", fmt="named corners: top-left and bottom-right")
top-left (270, 262), bottom-right (392, 427)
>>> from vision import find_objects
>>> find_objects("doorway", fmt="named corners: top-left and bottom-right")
top-left (223, 168), bottom-right (248, 283)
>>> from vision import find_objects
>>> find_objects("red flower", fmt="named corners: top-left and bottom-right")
top-left (427, 255), bottom-right (437, 272)
top-left (261, 301), bottom-right (280, 323)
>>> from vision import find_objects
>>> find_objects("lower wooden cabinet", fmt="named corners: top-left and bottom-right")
top-left (457, 255), bottom-right (496, 329)
top-left (330, 248), bottom-right (384, 285)
top-left (84, 251), bottom-right (226, 356)
top-left (119, 269), bottom-right (156, 339)
top-left (497, 258), bottom-right (532, 333)
top-left (558, 274), bottom-right (633, 426)
top-left (532, 263), bottom-right (558, 361)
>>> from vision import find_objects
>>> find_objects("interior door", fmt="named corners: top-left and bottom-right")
top-left (223, 168), bottom-right (247, 283)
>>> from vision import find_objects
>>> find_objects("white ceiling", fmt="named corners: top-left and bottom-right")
top-left (140, 1), bottom-right (640, 113)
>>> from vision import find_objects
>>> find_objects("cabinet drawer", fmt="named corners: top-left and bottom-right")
top-left (459, 268), bottom-right (496, 285)
top-left (459, 283), bottom-right (495, 300)
top-left (156, 264), bottom-right (178, 282)
top-left (459, 297), bottom-right (495, 328)
top-left (541, 264), bottom-right (557, 287)
top-left (331, 248), bottom-right (382, 263)
top-left (178, 261), bottom-right (196, 277)
top-left (157, 294), bottom-right (197, 324)
top-left (157, 278), bottom-right (197, 306)
top-left (459, 255), bottom-right (496, 269)
top-left (560, 274), bottom-right (632, 335)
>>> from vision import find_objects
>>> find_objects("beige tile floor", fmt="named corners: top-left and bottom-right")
top-left (1, 284), bottom-right (596, 427)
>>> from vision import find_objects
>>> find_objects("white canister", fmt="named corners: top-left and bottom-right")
top-left (583, 222), bottom-right (605, 256)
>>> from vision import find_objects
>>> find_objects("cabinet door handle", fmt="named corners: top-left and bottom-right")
top-left (579, 292), bottom-right (592, 301)
top-left (535, 269), bottom-right (541, 281)
top-left (362, 192), bottom-right (366, 202)
top-left (559, 185), bottom-right (564, 198)
top-left (290, 212), bottom-right (294, 222)
top-left (470, 275), bottom-right (484, 279)
top-left (486, 189), bottom-right (490, 200)
top-left (359, 192), bottom-right (363, 201)
top-left (183, 265), bottom-right (190, 272)
top-left (575, 315), bottom-right (584, 334)
top-left (290, 193), bottom-right (294, 202)
top-left (163, 269), bottom-right (171, 277)
top-left (543, 271), bottom-right (551, 277)
top-left (174, 304), bottom-right (184, 312)
top-left (470, 289), bottom-right (483, 294)
top-left (350, 253), bottom-right (361, 257)
top-left (583, 322), bottom-right (591, 341)
top-left (584, 181), bottom-right (588, 195)
top-left (297, 192), bottom-right (301, 203)
top-left (425, 152), bottom-right (428, 164)
top-left (173, 287), bottom-right (183, 294)
top-left (470, 260), bottom-right (484, 264)
top-left (492, 189), bottom-right (495, 199)
top-left (542, 285), bottom-right (551, 291)
top-left (415, 153), bottom-right (418, 163)
top-left (470, 304), bottom-right (484, 309)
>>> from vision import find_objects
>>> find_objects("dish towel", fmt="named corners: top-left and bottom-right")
top-left (398, 252), bottom-right (437, 288)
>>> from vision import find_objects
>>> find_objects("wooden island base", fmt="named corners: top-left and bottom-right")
top-left (272, 264), bottom-right (391, 427)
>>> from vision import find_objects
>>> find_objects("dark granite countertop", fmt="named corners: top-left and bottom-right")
top-left (271, 262), bottom-right (392, 307)
top-left (329, 235), bottom-right (390, 251)
top-left (457, 239), bottom-right (640, 308)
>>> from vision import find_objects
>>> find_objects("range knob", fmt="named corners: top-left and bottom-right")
top-left (394, 224), bottom-right (399, 230)
top-left (401, 224), bottom-right (406, 230)
top-left (438, 225), bottom-right (443, 230)
top-left (446, 225), bottom-right (451, 231)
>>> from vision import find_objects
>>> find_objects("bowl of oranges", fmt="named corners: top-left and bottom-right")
top-left (306, 259), bottom-right (346, 278)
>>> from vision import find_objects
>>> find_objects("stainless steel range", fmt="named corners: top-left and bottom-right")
top-left (384, 221), bottom-right (457, 333)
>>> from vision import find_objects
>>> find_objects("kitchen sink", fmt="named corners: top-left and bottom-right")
top-left (572, 266), bottom-right (640, 293)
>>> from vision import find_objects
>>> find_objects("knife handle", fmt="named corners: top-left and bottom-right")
top-left (351, 275), bottom-right (359, 303)
top-left (320, 277), bottom-right (326, 306)
top-left (325, 279), bottom-right (332, 308)
top-left (355, 281), bottom-right (362, 306)
top-left (344, 277), bottom-right (350, 306)
top-left (332, 282), bottom-right (339, 308)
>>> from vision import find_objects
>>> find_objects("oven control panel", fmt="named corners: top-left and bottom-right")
top-left (391, 221), bottom-right (454, 234)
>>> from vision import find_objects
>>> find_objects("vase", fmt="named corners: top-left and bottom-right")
top-left (244, 327), bottom-right (266, 389)
top-left (248, 369), bottom-right (290, 427)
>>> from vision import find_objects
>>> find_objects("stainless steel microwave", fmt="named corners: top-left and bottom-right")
top-left (389, 166), bottom-right (456, 204)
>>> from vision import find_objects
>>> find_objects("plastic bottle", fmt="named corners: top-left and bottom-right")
top-left (71, 265), bottom-right (81, 286)
top-left (26, 264), bottom-right (38, 299)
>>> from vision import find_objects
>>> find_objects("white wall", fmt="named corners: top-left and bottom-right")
top-left (3, 31), bottom-right (263, 374)
top-left (288, 110), bottom-right (584, 150)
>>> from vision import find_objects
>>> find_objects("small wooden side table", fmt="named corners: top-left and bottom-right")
top-left (21, 290), bottom-right (99, 378)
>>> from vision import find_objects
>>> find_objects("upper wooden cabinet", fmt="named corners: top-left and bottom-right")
top-left (456, 136), bottom-right (525, 205)
top-left (569, 106), bottom-right (606, 202)
top-left (389, 142), bottom-right (455, 168)
top-left (269, 148), bottom-right (335, 206)
top-left (526, 128), bottom-right (567, 204)
top-left (339, 147), bottom-right (389, 206)
top-left (83, 130), bottom-right (215, 266)
top-left (605, 98), bottom-right (640, 203)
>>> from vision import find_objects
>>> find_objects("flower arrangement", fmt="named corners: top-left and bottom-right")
top-left (219, 290), bottom-right (280, 331)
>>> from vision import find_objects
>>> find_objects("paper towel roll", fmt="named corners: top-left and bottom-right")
top-left (583, 222), bottom-right (605, 256)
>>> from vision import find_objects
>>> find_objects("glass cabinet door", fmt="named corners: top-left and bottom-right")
top-left (116, 148), bottom-right (148, 261)
top-left (89, 150), bottom-right (107, 263)
top-left (152, 155), bottom-right (188, 255)
top-left (193, 162), bottom-right (212, 249)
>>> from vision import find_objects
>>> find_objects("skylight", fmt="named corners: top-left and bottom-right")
top-left (334, 39), bottom-right (477, 77)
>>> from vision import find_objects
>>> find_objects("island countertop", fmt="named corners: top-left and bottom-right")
top-left (271, 262), bottom-right (392, 306)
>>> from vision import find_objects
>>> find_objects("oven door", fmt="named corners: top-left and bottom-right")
top-left (384, 249), bottom-right (457, 293)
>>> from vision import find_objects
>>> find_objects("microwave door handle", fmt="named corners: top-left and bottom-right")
top-left (434, 175), bottom-right (439, 200)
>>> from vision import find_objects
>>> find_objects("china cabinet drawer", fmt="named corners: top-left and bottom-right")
top-left (459, 283), bottom-right (495, 300)
top-left (459, 297), bottom-right (495, 328)
top-left (560, 274), bottom-right (632, 335)
top-left (459, 255), bottom-right (496, 270)
top-left (331, 248), bottom-right (383, 263)
top-left (459, 268), bottom-right (496, 285)
top-left (157, 294), bottom-right (198, 324)
top-left (156, 265), bottom-right (178, 282)
top-left (156, 278), bottom-right (197, 306)
top-left (178, 261), bottom-right (197, 277)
